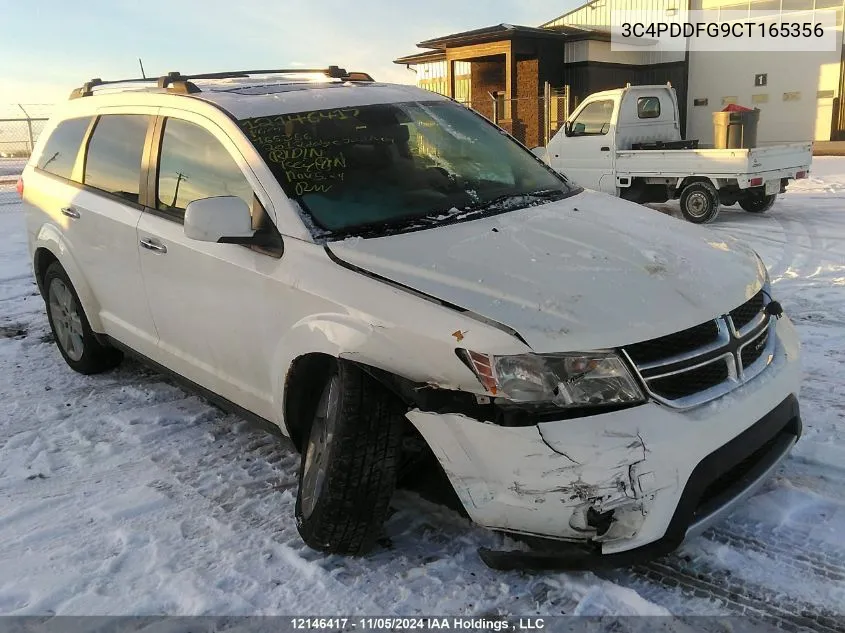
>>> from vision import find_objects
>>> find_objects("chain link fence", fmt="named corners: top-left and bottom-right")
top-left (456, 84), bottom-right (571, 149)
top-left (0, 105), bottom-right (52, 159)
top-left (0, 105), bottom-right (53, 205)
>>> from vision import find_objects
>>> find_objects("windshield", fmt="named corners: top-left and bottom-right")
top-left (238, 100), bottom-right (576, 239)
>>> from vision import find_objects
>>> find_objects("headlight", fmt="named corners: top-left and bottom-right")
top-left (457, 349), bottom-right (645, 408)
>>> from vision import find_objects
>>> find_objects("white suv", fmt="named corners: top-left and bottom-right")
top-left (20, 67), bottom-right (802, 568)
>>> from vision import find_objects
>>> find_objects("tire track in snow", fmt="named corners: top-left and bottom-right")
top-left (621, 558), bottom-right (845, 633)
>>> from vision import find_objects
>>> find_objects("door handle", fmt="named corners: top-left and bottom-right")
top-left (139, 238), bottom-right (167, 254)
top-left (600, 146), bottom-right (610, 151)
top-left (60, 207), bottom-right (80, 219)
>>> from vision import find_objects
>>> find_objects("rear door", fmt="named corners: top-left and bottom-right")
top-left (136, 111), bottom-right (284, 419)
top-left (60, 109), bottom-right (159, 357)
top-left (549, 97), bottom-right (617, 193)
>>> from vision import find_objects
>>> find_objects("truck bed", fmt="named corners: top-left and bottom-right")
top-left (615, 142), bottom-right (812, 177)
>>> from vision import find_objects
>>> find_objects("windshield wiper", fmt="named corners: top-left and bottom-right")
top-left (460, 188), bottom-right (568, 213)
top-left (325, 189), bottom-right (571, 241)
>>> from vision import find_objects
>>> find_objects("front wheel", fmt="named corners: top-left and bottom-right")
top-left (739, 193), bottom-right (777, 213)
top-left (679, 181), bottom-right (720, 224)
top-left (295, 361), bottom-right (404, 555)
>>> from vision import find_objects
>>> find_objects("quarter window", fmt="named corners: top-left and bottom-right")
top-left (157, 118), bottom-right (253, 216)
top-left (637, 96), bottom-right (661, 119)
top-left (570, 100), bottom-right (614, 136)
top-left (37, 117), bottom-right (92, 180)
top-left (84, 115), bottom-right (150, 204)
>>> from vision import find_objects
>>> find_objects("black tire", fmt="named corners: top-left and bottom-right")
top-left (679, 181), bottom-right (720, 224)
top-left (739, 193), bottom-right (777, 213)
top-left (43, 262), bottom-right (123, 374)
top-left (295, 360), bottom-right (404, 555)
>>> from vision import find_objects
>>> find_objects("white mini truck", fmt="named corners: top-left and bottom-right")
top-left (20, 68), bottom-right (802, 569)
top-left (542, 84), bottom-right (812, 223)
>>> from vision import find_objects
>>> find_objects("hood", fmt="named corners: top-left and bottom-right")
top-left (327, 191), bottom-right (766, 351)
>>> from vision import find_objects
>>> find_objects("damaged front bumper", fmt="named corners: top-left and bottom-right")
top-left (405, 317), bottom-right (802, 568)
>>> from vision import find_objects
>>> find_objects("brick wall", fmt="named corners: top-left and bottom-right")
top-left (470, 60), bottom-right (505, 121)
top-left (515, 57), bottom-right (542, 147)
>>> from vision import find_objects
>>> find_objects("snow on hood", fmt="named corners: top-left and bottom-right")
top-left (327, 191), bottom-right (766, 351)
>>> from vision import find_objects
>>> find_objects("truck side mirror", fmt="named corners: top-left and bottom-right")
top-left (563, 121), bottom-right (573, 137)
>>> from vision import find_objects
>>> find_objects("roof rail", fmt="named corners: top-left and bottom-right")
top-left (69, 66), bottom-right (374, 99)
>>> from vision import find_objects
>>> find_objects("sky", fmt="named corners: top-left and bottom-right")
top-left (1, 0), bottom-right (579, 106)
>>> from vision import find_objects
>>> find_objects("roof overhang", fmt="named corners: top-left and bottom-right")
top-left (393, 23), bottom-right (613, 66)
top-left (418, 23), bottom-right (580, 49)
top-left (393, 50), bottom-right (447, 65)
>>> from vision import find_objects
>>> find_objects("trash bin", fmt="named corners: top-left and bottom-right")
top-left (713, 105), bottom-right (759, 149)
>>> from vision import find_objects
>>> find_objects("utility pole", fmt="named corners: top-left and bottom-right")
top-left (172, 172), bottom-right (188, 207)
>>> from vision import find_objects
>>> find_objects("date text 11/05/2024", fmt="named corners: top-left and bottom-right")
top-left (291, 617), bottom-right (547, 630)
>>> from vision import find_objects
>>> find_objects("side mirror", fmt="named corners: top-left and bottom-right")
top-left (563, 121), bottom-right (573, 137)
top-left (184, 196), bottom-right (255, 244)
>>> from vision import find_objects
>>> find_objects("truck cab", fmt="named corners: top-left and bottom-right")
top-left (548, 85), bottom-right (681, 194)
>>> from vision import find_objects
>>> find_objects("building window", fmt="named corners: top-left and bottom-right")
top-left (637, 96), bottom-right (661, 119)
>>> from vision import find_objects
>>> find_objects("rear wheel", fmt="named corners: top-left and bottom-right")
top-left (679, 181), bottom-right (720, 224)
top-left (43, 262), bottom-right (122, 374)
top-left (739, 193), bottom-right (777, 213)
top-left (295, 361), bottom-right (404, 555)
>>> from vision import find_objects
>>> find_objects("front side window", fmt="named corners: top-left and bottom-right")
top-left (637, 96), bottom-right (661, 119)
top-left (238, 101), bottom-right (573, 239)
top-left (570, 100), bottom-right (614, 136)
top-left (157, 119), bottom-right (254, 216)
top-left (84, 115), bottom-right (150, 203)
top-left (37, 117), bottom-right (93, 180)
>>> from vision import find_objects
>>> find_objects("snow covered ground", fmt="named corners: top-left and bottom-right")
top-left (0, 161), bottom-right (844, 627)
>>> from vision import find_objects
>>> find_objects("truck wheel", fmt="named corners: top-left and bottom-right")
top-left (43, 262), bottom-right (123, 374)
top-left (295, 360), bottom-right (404, 555)
top-left (679, 182), bottom-right (720, 224)
top-left (739, 193), bottom-right (777, 213)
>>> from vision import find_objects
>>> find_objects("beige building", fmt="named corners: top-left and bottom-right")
top-left (395, 0), bottom-right (845, 145)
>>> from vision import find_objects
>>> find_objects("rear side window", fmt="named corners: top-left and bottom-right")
top-left (36, 117), bottom-right (92, 180)
top-left (84, 114), bottom-right (150, 204)
top-left (156, 118), bottom-right (253, 216)
top-left (637, 96), bottom-right (661, 119)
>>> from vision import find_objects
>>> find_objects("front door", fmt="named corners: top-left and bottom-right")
top-left (549, 98), bottom-right (616, 193)
top-left (136, 114), bottom-right (284, 420)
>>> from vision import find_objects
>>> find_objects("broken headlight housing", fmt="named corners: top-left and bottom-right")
top-left (457, 349), bottom-right (645, 408)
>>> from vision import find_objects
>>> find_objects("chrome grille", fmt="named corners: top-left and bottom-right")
top-left (625, 320), bottom-right (720, 365)
top-left (649, 357), bottom-right (731, 400)
top-left (730, 289), bottom-right (765, 331)
top-left (622, 288), bottom-right (776, 409)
